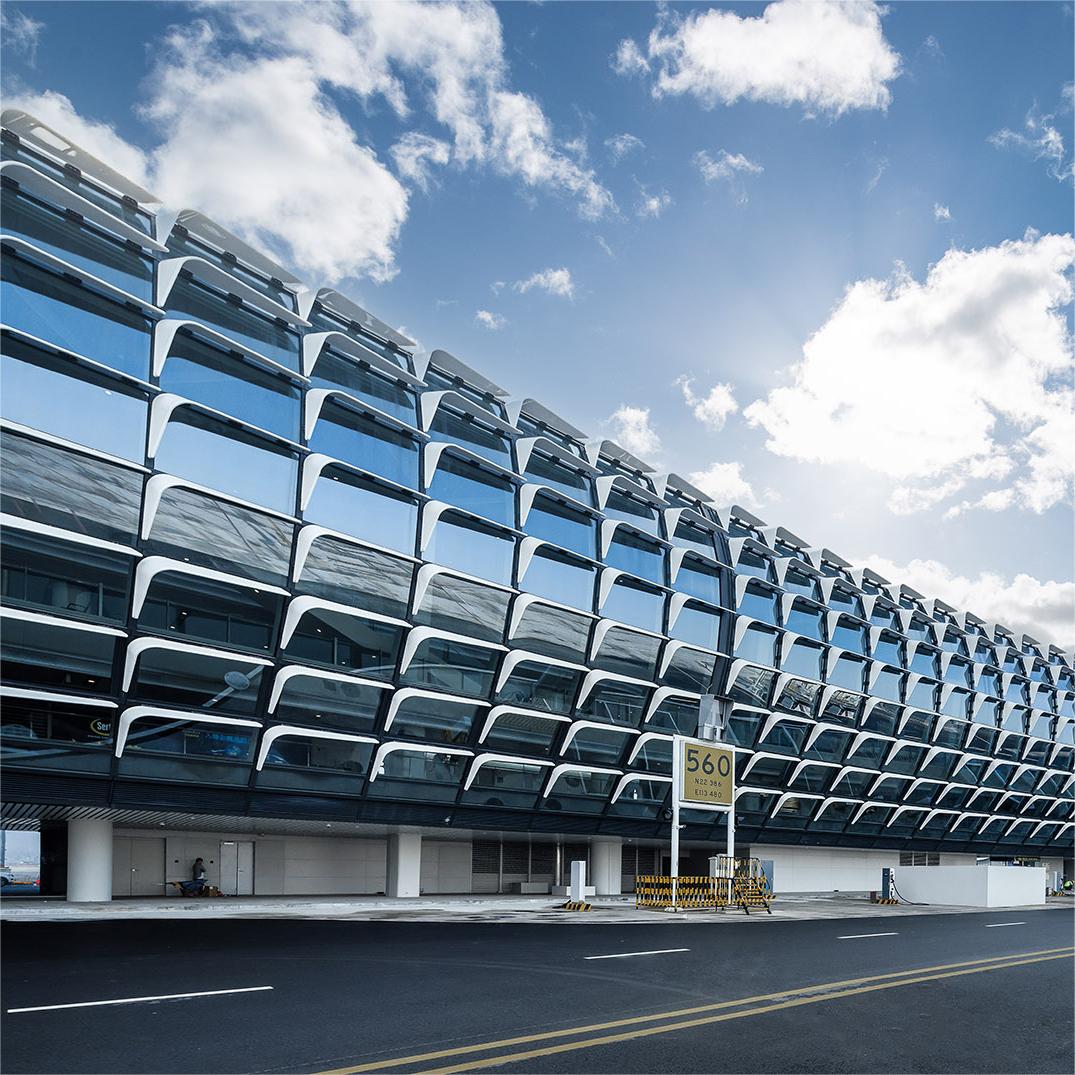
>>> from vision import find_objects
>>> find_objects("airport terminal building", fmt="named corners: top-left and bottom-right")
top-left (1, 109), bottom-right (1072, 901)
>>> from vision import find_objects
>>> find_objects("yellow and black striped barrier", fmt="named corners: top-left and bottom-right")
top-left (561, 900), bottom-right (592, 911)
top-left (636, 858), bottom-right (774, 914)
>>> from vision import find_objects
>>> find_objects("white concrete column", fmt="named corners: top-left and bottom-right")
top-left (387, 832), bottom-right (422, 898)
top-left (67, 819), bottom-right (113, 902)
top-left (591, 837), bottom-right (623, 896)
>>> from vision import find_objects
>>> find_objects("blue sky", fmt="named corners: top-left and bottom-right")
top-left (2, 1), bottom-right (1072, 644)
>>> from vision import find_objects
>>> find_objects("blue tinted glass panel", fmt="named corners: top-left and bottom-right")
top-left (735, 625), bottom-right (777, 665)
top-left (154, 412), bottom-right (298, 514)
top-left (164, 277), bottom-right (299, 372)
top-left (785, 605), bottom-right (825, 640)
top-left (603, 489), bottom-right (658, 535)
top-left (521, 549), bottom-right (595, 610)
top-left (165, 231), bottom-right (295, 311)
top-left (308, 308), bottom-right (413, 373)
top-left (424, 368), bottom-right (507, 418)
top-left (1, 342), bottom-right (147, 462)
top-left (2, 192), bottom-right (154, 298)
top-left (671, 604), bottom-right (721, 650)
top-left (675, 559), bottom-right (720, 604)
top-left (160, 334), bottom-right (301, 439)
top-left (601, 578), bottom-right (664, 633)
top-left (310, 351), bottom-right (416, 423)
top-left (1, 254), bottom-right (151, 378)
top-left (523, 496), bottom-right (596, 558)
top-left (523, 453), bottom-right (593, 506)
top-left (308, 408), bottom-right (419, 489)
top-left (738, 583), bottom-right (779, 624)
top-left (605, 530), bottom-right (665, 585)
top-left (428, 408), bottom-right (512, 467)
top-left (305, 474), bottom-right (417, 554)
top-left (427, 455), bottom-right (514, 526)
top-left (425, 514), bottom-right (514, 585)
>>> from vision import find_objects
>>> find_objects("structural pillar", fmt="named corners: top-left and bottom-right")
top-left (66, 819), bottom-right (113, 902)
top-left (591, 837), bottom-right (622, 896)
top-left (387, 832), bottom-right (422, 898)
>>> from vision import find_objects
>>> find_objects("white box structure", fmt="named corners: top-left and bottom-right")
top-left (893, 864), bottom-right (1046, 907)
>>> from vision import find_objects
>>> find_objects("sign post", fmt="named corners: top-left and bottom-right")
top-left (671, 736), bottom-right (735, 908)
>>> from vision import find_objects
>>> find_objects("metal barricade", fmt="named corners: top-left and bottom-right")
top-left (635, 857), bottom-right (773, 913)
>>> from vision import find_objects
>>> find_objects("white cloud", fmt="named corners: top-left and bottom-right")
top-left (744, 232), bottom-right (1075, 516)
top-left (391, 131), bottom-right (452, 190)
top-left (865, 156), bottom-right (888, 193)
top-left (934, 202), bottom-right (951, 222)
top-left (606, 405), bottom-right (661, 458)
top-left (856, 556), bottom-right (1075, 648)
top-left (636, 189), bottom-right (672, 219)
top-left (1, 7), bottom-right (44, 64)
top-left (141, 22), bottom-right (408, 283)
top-left (618, 0), bottom-right (900, 116)
top-left (2, 89), bottom-right (150, 186)
top-left (605, 132), bottom-right (645, 163)
top-left (694, 149), bottom-right (762, 204)
top-left (942, 488), bottom-right (1015, 520)
top-left (474, 309), bottom-right (506, 330)
top-left (11, 2), bottom-right (615, 284)
top-left (676, 376), bottom-right (739, 431)
top-left (688, 462), bottom-right (760, 510)
top-left (514, 267), bottom-right (575, 299)
top-left (990, 95), bottom-right (1074, 183)
top-left (611, 38), bottom-right (649, 77)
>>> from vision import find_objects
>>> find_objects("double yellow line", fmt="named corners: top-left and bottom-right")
top-left (316, 946), bottom-right (1073, 1075)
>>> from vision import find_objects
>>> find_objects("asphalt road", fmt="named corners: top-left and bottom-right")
top-left (2, 909), bottom-right (1072, 1074)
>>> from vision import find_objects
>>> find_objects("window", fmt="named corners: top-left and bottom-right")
top-left (0, 431), bottom-right (143, 545)
top-left (163, 275), bottom-right (299, 372)
top-left (392, 695), bottom-right (483, 745)
top-left (308, 406), bottom-right (419, 489)
top-left (274, 673), bottom-right (383, 732)
top-left (738, 582), bottom-right (779, 625)
top-left (1, 252), bottom-right (151, 379)
top-left (520, 547), bottom-right (595, 610)
top-left (662, 645), bottom-right (718, 693)
top-left (900, 852), bottom-right (940, 866)
top-left (910, 646), bottom-right (939, 677)
top-left (735, 624), bottom-right (777, 666)
top-left (296, 537), bottom-right (413, 619)
top-left (160, 334), bottom-right (301, 440)
top-left (497, 659), bottom-right (580, 713)
top-left (428, 407), bottom-right (512, 468)
top-left (463, 760), bottom-right (548, 809)
top-left (670, 602), bottom-right (721, 651)
top-left (425, 513), bottom-right (514, 586)
top-left (785, 602), bottom-right (825, 641)
top-left (414, 573), bottom-right (510, 643)
top-left (648, 697), bottom-right (699, 736)
top-left (310, 349), bottom-right (416, 423)
top-left (260, 736), bottom-right (374, 783)
top-left (284, 607), bottom-right (402, 678)
top-left (165, 229), bottom-right (295, 311)
top-left (305, 471), bottom-right (418, 555)
top-left (579, 680), bottom-right (650, 727)
top-left (308, 306), bottom-right (413, 372)
top-left (523, 452), bottom-right (593, 506)
top-left (783, 568), bottom-right (819, 599)
top-left (872, 666), bottom-right (904, 703)
top-left (522, 495), bottom-right (596, 558)
top-left (828, 587), bottom-right (863, 617)
top-left (872, 631), bottom-right (904, 666)
top-left (603, 488), bottom-right (658, 535)
top-left (736, 549), bottom-right (774, 581)
top-left (1, 616), bottom-right (116, 692)
top-left (424, 368), bottom-right (506, 418)
top-left (129, 647), bottom-right (264, 716)
top-left (153, 410), bottom-right (299, 516)
top-left (831, 617), bottom-right (867, 654)
top-left (605, 529), bottom-right (665, 585)
top-left (906, 679), bottom-right (938, 710)
top-left (510, 602), bottom-right (591, 663)
top-left (774, 680), bottom-right (819, 716)
top-left (122, 717), bottom-right (256, 763)
top-left (782, 638), bottom-right (823, 679)
top-left (601, 577), bottom-right (665, 633)
top-left (591, 625), bottom-right (661, 679)
top-left (670, 519), bottom-right (717, 559)
top-left (145, 487), bottom-right (294, 586)
top-left (367, 748), bottom-right (470, 802)
top-left (483, 711), bottom-right (563, 756)
top-left (674, 558), bottom-right (721, 605)
top-left (0, 698), bottom-right (114, 772)
top-left (2, 189), bottom-right (154, 299)
top-left (828, 654), bottom-right (866, 691)
top-left (563, 725), bottom-right (633, 765)
top-left (1, 342), bottom-right (148, 462)
top-left (426, 455), bottom-right (514, 526)
top-left (400, 636), bottom-right (500, 699)
top-left (1, 529), bottom-right (130, 624)
top-left (543, 769), bottom-right (618, 814)
top-left (139, 573), bottom-right (281, 653)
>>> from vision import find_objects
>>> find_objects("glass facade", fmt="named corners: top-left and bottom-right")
top-left (0, 111), bottom-right (1071, 861)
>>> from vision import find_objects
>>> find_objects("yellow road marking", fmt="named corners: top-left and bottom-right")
top-left (418, 952), bottom-right (1073, 1075)
top-left (315, 946), bottom-right (1073, 1075)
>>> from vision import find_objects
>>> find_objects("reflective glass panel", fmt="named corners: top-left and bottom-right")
top-left (296, 537), bottom-right (412, 619)
top-left (523, 495), bottom-right (596, 558)
top-left (305, 472), bottom-right (417, 555)
top-left (414, 573), bottom-right (510, 643)
top-left (427, 454), bottom-right (514, 525)
top-left (428, 407), bottom-right (511, 467)
top-left (592, 625), bottom-right (661, 679)
top-left (400, 636), bottom-right (500, 699)
top-left (601, 578), bottom-right (664, 633)
top-left (310, 350), bottom-right (417, 423)
top-left (283, 608), bottom-right (403, 679)
top-left (274, 673), bottom-right (384, 732)
top-left (520, 547), bottom-right (595, 610)
top-left (497, 659), bottom-right (580, 713)
top-left (523, 452), bottom-right (592, 506)
top-left (130, 647), bottom-right (264, 716)
top-left (308, 406), bottom-right (419, 489)
top-left (0, 617), bottom-right (115, 692)
top-left (510, 602), bottom-right (591, 663)
top-left (605, 529), bottom-right (665, 585)
top-left (425, 514), bottom-right (514, 586)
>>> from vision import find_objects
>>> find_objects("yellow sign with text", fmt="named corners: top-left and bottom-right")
top-left (680, 741), bottom-right (734, 806)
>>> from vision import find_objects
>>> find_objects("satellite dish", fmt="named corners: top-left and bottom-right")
top-left (224, 670), bottom-right (251, 691)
